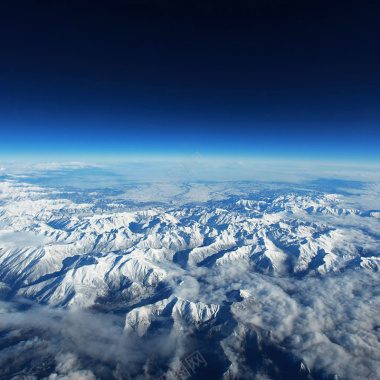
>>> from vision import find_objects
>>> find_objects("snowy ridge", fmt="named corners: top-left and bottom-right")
top-left (0, 179), bottom-right (380, 379)
top-left (1, 180), bottom-right (379, 306)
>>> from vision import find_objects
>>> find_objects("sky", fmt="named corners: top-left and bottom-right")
top-left (0, 0), bottom-right (379, 163)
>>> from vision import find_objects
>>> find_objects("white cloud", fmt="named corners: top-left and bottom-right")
top-left (0, 230), bottom-right (48, 247)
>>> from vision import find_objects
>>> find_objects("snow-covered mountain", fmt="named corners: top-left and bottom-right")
top-left (0, 177), bottom-right (379, 379)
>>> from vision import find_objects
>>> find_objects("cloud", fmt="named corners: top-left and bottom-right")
top-left (147, 254), bottom-right (380, 379)
top-left (0, 300), bottom-right (191, 379)
top-left (48, 353), bottom-right (96, 380)
top-left (215, 267), bottom-right (380, 379)
top-left (0, 230), bottom-right (48, 248)
top-left (2, 265), bottom-right (376, 379)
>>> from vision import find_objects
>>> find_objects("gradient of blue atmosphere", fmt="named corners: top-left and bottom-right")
top-left (1, 109), bottom-right (379, 163)
top-left (0, 1), bottom-right (379, 164)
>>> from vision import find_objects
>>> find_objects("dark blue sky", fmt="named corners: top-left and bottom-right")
top-left (0, 1), bottom-right (379, 162)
